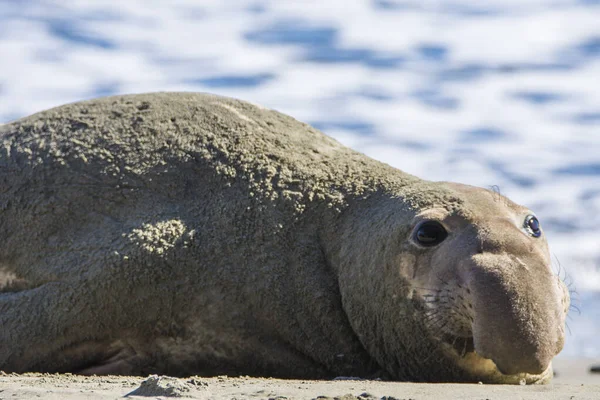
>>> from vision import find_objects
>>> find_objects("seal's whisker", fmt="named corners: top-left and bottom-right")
top-left (423, 314), bottom-right (444, 326)
top-left (413, 286), bottom-right (442, 293)
top-left (425, 316), bottom-right (446, 331)
top-left (552, 253), bottom-right (563, 278)
top-left (551, 255), bottom-right (576, 291)
top-left (568, 304), bottom-right (581, 316)
top-left (423, 308), bottom-right (439, 317)
top-left (489, 185), bottom-right (503, 204)
top-left (423, 308), bottom-right (437, 316)
top-left (568, 287), bottom-right (579, 299)
top-left (423, 314), bottom-right (443, 326)
top-left (435, 319), bottom-right (451, 333)
top-left (433, 274), bottom-right (450, 286)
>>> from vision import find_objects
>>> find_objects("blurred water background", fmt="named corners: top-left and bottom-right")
top-left (0, 0), bottom-right (599, 358)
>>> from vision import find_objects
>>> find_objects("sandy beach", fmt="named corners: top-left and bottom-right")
top-left (0, 358), bottom-right (597, 399)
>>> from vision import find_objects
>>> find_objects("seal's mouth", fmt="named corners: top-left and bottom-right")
top-left (441, 333), bottom-right (475, 356)
top-left (433, 327), bottom-right (554, 383)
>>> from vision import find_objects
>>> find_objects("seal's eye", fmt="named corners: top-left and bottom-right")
top-left (524, 215), bottom-right (542, 238)
top-left (414, 221), bottom-right (448, 247)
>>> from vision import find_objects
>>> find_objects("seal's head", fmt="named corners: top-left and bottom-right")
top-left (336, 181), bottom-right (569, 384)
top-left (410, 183), bottom-right (569, 383)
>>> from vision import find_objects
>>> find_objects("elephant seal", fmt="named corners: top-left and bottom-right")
top-left (0, 92), bottom-right (569, 383)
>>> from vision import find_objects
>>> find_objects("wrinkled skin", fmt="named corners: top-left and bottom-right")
top-left (0, 93), bottom-right (568, 383)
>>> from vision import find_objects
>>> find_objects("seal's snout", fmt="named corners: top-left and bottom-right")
top-left (468, 253), bottom-right (566, 377)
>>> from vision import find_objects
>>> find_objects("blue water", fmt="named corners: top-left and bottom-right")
top-left (0, 0), bottom-right (599, 358)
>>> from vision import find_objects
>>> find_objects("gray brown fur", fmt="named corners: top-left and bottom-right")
top-left (0, 93), bottom-right (568, 383)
